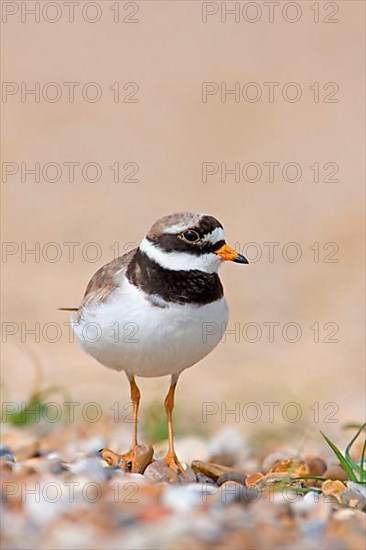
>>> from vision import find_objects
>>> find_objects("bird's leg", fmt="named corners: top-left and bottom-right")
top-left (162, 374), bottom-right (186, 475)
top-left (129, 374), bottom-right (140, 448)
top-left (100, 374), bottom-right (153, 473)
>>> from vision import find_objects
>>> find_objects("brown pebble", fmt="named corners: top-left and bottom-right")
top-left (323, 463), bottom-right (348, 481)
top-left (245, 472), bottom-right (264, 487)
top-left (217, 471), bottom-right (247, 487)
top-left (322, 479), bottom-right (346, 496)
top-left (219, 481), bottom-right (258, 504)
top-left (262, 452), bottom-right (291, 473)
top-left (269, 458), bottom-right (309, 476)
top-left (191, 460), bottom-right (234, 481)
top-left (305, 457), bottom-right (327, 477)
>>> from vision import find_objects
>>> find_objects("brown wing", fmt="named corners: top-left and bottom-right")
top-left (77, 248), bottom-right (137, 319)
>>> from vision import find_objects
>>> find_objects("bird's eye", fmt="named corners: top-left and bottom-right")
top-left (181, 230), bottom-right (200, 243)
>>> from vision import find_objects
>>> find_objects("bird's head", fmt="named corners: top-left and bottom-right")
top-left (139, 212), bottom-right (248, 273)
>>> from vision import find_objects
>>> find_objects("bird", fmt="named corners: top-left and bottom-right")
top-left (62, 212), bottom-right (248, 474)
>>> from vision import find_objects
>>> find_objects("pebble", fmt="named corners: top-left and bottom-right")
top-left (262, 451), bottom-right (292, 473)
top-left (337, 482), bottom-right (366, 511)
top-left (217, 470), bottom-right (247, 487)
top-left (2, 421), bottom-right (364, 550)
top-left (322, 479), bottom-right (346, 497)
top-left (218, 481), bottom-right (258, 505)
top-left (144, 460), bottom-right (196, 484)
top-left (347, 482), bottom-right (366, 498)
top-left (268, 458), bottom-right (309, 476)
top-left (208, 427), bottom-right (248, 462)
top-left (191, 460), bottom-right (235, 482)
top-left (195, 472), bottom-right (217, 484)
top-left (291, 491), bottom-right (319, 515)
top-left (323, 463), bottom-right (348, 481)
top-left (48, 453), bottom-right (68, 475)
top-left (245, 472), bottom-right (264, 487)
top-left (68, 456), bottom-right (109, 481)
top-left (0, 446), bottom-right (15, 461)
top-left (0, 446), bottom-right (15, 471)
top-left (305, 457), bottom-right (327, 477)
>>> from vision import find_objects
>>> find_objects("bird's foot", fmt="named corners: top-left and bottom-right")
top-left (162, 451), bottom-right (188, 478)
top-left (100, 443), bottom-right (153, 474)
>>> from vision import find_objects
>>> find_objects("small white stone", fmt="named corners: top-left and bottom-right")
top-left (292, 491), bottom-right (319, 515)
top-left (68, 456), bottom-right (107, 480)
top-left (208, 427), bottom-right (248, 458)
top-left (347, 482), bottom-right (366, 498)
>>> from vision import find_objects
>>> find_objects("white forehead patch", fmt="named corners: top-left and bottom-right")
top-left (205, 227), bottom-right (225, 245)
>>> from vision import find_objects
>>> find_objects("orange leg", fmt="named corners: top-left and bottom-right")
top-left (162, 375), bottom-right (186, 474)
top-left (101, 374), bottom-right (153, 473)
top-left (129, 374), bottom-right (140, 447)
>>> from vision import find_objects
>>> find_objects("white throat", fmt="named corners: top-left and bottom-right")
top-left (139, 238), bottom-right (222, 273)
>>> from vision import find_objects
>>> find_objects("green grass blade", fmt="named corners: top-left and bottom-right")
top-left (345, 423), bottom-right (366, 462)
top-left (360, 438), bottom-right (366, 482)
top-left (344, 423), bottom-right (366, 477)
top-left (291, 475), bottom-right (327, 481)
top-left (321, 430), bottom-right (358, 482)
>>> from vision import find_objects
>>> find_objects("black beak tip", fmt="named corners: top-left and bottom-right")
top-left (234, 254), bottom-right (249, 264)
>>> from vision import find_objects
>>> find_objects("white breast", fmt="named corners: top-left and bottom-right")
top-left (72, 278), bottom-right (229, 378)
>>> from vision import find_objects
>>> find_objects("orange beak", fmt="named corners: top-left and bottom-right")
top-left (214, 243), bottom-right (249, 264)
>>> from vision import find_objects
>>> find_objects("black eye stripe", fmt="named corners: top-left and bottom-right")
top-left (150, 234), bottom-right (225, 256)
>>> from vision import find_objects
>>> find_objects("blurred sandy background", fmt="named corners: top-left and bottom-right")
top-left (2, 1), bottom-right (365, 440)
